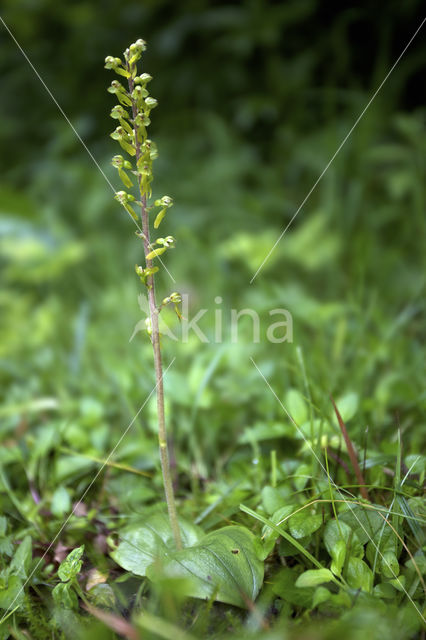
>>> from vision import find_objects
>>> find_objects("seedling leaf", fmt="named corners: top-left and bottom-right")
top-left (58, 546), bottom-right (84, 582)
top-left (295, 568), bottom-right (334, 588)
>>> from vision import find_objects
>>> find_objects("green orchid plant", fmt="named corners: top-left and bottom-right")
top-left (105, 39), bottom-right (181, 548)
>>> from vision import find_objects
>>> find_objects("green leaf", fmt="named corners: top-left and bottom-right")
top-left (405, 553), bottom-right (426, 575)
top-left (0, 517), bottom-right (13, 556)
top-left (10, 535), bottom-right (32, 579)
top-left (269, 504), bottom-right (297, 527)
top-left (278, 535), bottom-right (311, 558)
top-left (146, 247), bottom-right (167, 260)
top-left (87, 583), bottom-right (115, 609)
top-left (339, 505), bottom-right (383, 545)
top-left (58, 546), bottom-right (84, 582)
top-left (380, 550), bottom-right (399, 579)
top-left (399, 495), bottom-right (425, 546)
top-left (272, 567), bottom-right (314, 608)
top-left (373, 582), bottom-right (396, 599)
top-left (346, 557), bottom-right (373, 592)
top-left (365, 523), bottom-right (398, 568)
top-left (331, 392), bottom-right (358, 424)
top-left (331, 539), bottom-right (346, 576)
top-left (0, 517), bottom-right (7, 536)
top-left (52, 582), bottom-right (78, 610)
top-left (294, 463), bottom-right (311, 491)
top-left (261, 486), bottom-right (285, 515)
top-left (288, 510), bottom-right (322, 539)
top-left (324, 519), bottom-right (353, 555)
top-left (295, 569), bottom-right (334, 588)
top-left (111, 513), bottom-right (203, 576)
top-left (389, 575), bottom-right (406, 592)
top-left (0, 575), bottom-right (24, 610)
top-left (240, 504), bottom-right (326, 571)
top-left (51, 486), bottom-right (71, 518)
top-left (261, 504), bottom-right (296, 558)
top-left (404, 454), bottom-right (426, 475)
top-left (154, 208), bottom-right (167, 229)
top-left (324, 520), bottom-right (363, 576)
top-left (238, 421), bottom-right (293, 444)
top-left (147, 526), bottom-right (264, 609)
top-left (285, 389), bottom-right (308, 424)
top-left (296, 418), bottom-right (334, 441)
top-left (312, 585), bottom-right (331, 608)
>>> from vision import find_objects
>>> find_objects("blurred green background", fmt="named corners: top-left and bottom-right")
top-left (0, 0), bottom-right (425, 480)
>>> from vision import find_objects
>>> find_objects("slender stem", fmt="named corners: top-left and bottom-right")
top-left (128, 72), bottom-right (182, 549)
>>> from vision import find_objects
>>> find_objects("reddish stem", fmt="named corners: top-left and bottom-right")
top-left (330, 395), bottom-right (369, 501)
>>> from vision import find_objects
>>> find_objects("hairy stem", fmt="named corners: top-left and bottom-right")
top-left (128, 73), bottom-right (182, 549)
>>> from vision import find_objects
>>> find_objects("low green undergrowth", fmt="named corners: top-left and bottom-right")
top-left (0, 24), bottom-right (425, 640)
top-left (0, 387), bottom-right (424, 638)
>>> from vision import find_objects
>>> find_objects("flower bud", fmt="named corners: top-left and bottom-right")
top-left (145, 97), bottom-right (158, 110)
top-left (104, 56), bottom-right (116, 69)
top-left (156, 235), bottom-right (175, 248)
top-left (107, 80), bottom-right (124, 94)
top-left (135, 73), bottom-right (152, 85)
top-left (114, 191), bottom-right (127, 204)
top-left (134, 113), bottom-right (150, 127)
top-left (110, 126), bottom-right (126, 140)
top-left (114, 191), bottom-right (135, 204)
top-left (132, 85), bottom-right (148, 100)
top-left (154, 196), bottom-right (173, 208)
top-left (104, 56), bottom-right (123, 70)
top-left (129, 39), bottom-right (147, 54)
top-left (111, 155), bottom-right (124, 168)
top-left (110, 105), bottom-right (129, 120)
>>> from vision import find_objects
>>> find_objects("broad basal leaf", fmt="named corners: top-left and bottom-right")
top-left (147, 526), bottom-right (264, 609)
top-left (111, 513), bottom-right (203, 576)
